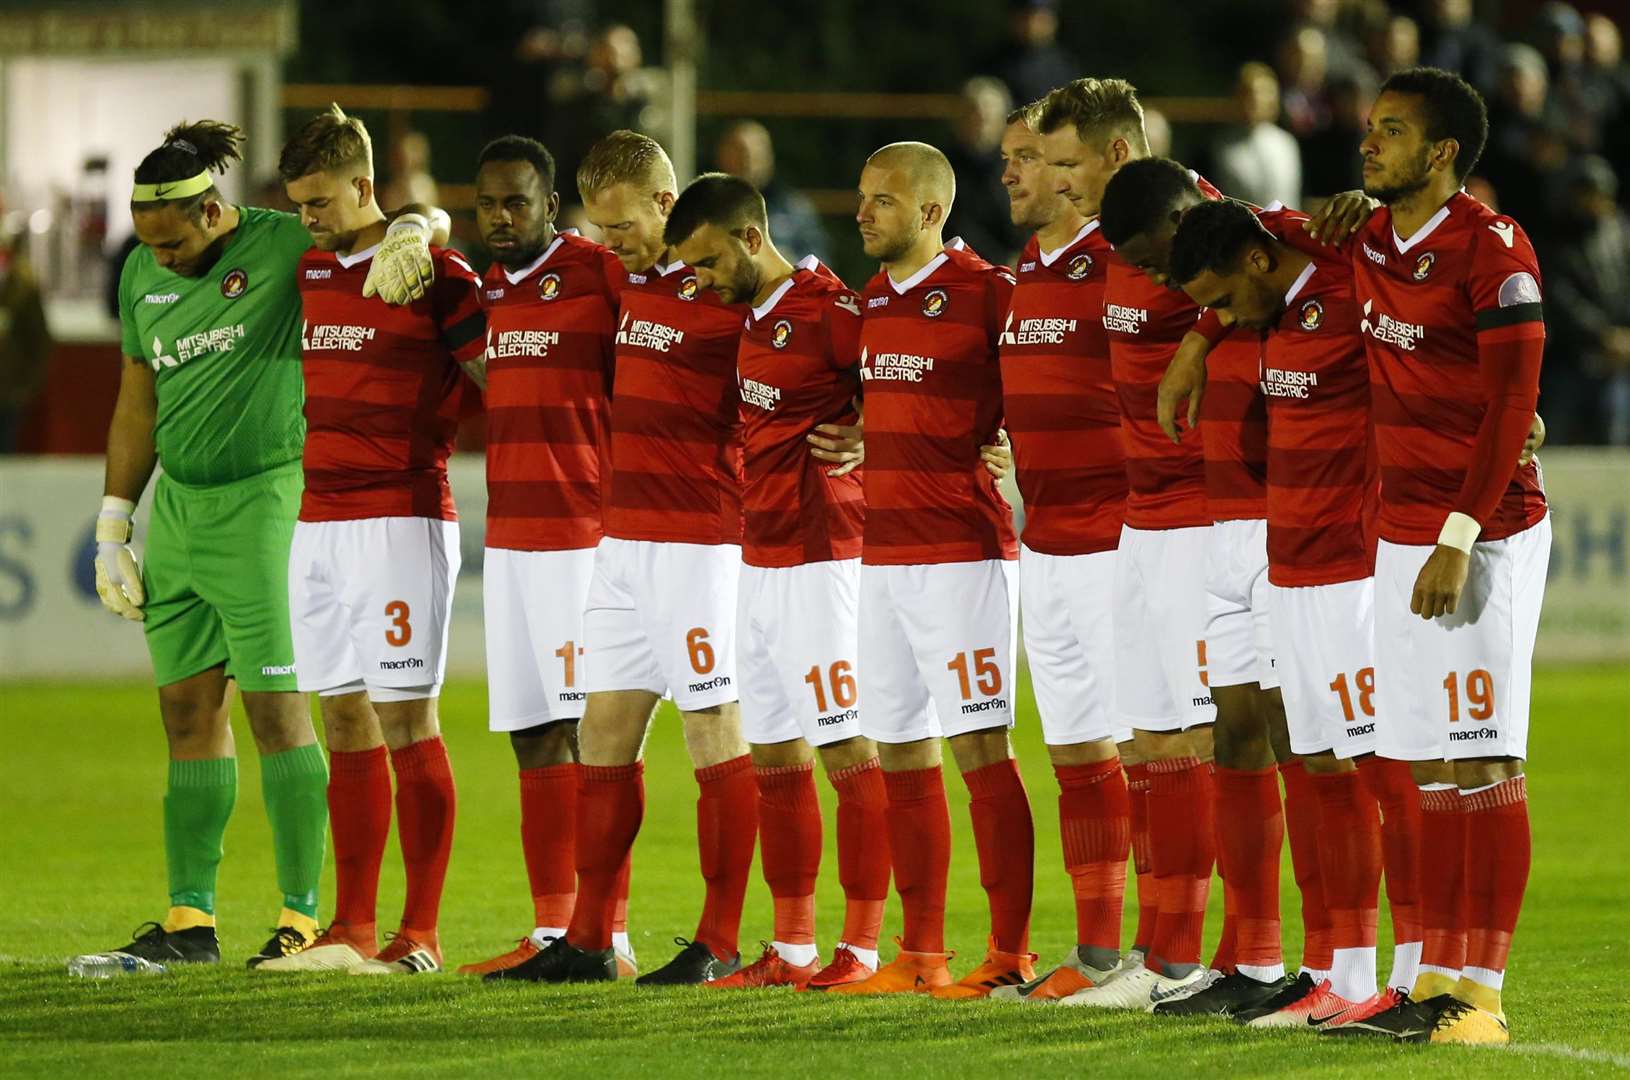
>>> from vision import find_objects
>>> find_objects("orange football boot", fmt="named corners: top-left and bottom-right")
top-left (707, 944), bottom-right (820, 989)
top-left (826, 938), bottom-right (953, 995)
top-left (930, 938), bottom-right (1037, 1000)
top-left (456, 938), bottom-right (539, 976)
top-left (803, 945), bottom-right (877, 991)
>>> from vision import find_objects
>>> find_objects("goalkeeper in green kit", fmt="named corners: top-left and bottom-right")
top-left (74, 120), bottom-right (446, 973)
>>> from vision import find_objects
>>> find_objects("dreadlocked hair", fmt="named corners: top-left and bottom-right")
top-left (131, 120), bottom-right (243, 215)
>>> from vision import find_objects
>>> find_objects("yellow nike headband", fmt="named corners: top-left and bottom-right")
top-left (131, 170), bottom-right (214, 202)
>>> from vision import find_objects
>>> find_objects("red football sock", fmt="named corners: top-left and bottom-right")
top-left (1056, 759), bottom-right (1130, 952)
top-left (611, 853), bottom-right (631, 936)
top-left (1281, 760), bottom-right (1332, 972)
top-left (882, 765), bottom-right (951, 954)
top-left (568, 762), bottom-right (644, 951)
top-left (328, 746), bottom-right (391, 945)
top-left (693, 755), bottom-right (758, 961)
top-left (519, 763), bottom-right (577, 929)
top-left (964, 758), bottom-right (1035, 955)
top-left (756, 762), bottom-right (822, 946)
top-left (1309, 769), bottom-right (1381, 952)
top-left (1215, 765), bottom-right (1285, 971)
top-left (1147, 757), bottom-right (1215, 970)
top-left (1212, 769), bottom-right (1238, 974)
top-left (1125, 762), bottom-right (1157, 952)
top-left (1417, 785), bottom-right (1469, 978)
top-left (390, 736), bottom-right (457, 941)
top-left (1463, 776), bottom-right (1530, 977)
top-left (829, 757), bottom-right (890, 952)
top-left (1357, 756), bottom-right (1423, 945)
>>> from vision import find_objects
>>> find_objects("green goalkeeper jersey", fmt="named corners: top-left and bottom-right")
top-left (118, 206), bottom-right (312, 486)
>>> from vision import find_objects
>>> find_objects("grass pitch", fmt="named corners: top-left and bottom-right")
top-left (2, 666), bottom-right (1626, 1078)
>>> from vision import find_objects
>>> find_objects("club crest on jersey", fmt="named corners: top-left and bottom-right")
top-left (678, 275), bottom-right (700, 301)
top-left (538, 273), bottom-right (562, 301)
top-left (1298, 299), bottom-right (1324, 330)
top-left (771, 318), bottom-right (794, 349)
top-left (922, 288), bottom-right (949, 317)
top-left (1067, 253), bottom-right (1094, 280)
top-left (1412, 252), bottom-right (1435, 281)
top-left (220, 268), bottom-right (248, 298)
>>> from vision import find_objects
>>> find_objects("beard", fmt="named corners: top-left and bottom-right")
top-left (1364, 148), bottom-right (1433, 205)
top-left (493, 229), bottom-right (550, 270)
top-left (863, 229), bottom-right (914, 264)
top-left (174, 231), bottom-right (230, 278)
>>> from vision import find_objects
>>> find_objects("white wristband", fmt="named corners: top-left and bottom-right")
top-left (387, 212), bottom-right (429, 235)
top-left (100, 495), bottom-right (136, 519)
top-left (1436, 511), bottom-right (1482, 553)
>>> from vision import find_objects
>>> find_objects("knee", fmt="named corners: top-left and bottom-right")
top-left (243, 694), bottom-right (316, 754)
top-left (510, 721), bottom-right (578, 769)
top-left (948, 728), bottom-right (1011, 772)
top-left (158, 693), bottom-right (230, 750)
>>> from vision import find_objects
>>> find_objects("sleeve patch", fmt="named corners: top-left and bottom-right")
top-left (1498, 271), bottom-right (1541, 307)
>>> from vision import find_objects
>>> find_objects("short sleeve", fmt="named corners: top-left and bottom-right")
top-left (596, 246), bottom-right (628, 308)
top-left (271, 210), bottom-right (314, 262)
top-left (823, 290), bottom-right (864, 371)
top-left (987, 268), bottom-right (1017, 347)
top-left (434, 249), bottom-right (488, 363)
top-left (1467, 216), bottom-right (1544, 333)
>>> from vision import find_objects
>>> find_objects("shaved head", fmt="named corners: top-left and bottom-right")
top-left (865, 141), bottom-right (956, 214)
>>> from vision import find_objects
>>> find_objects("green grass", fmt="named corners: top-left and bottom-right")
top-left (2, 667), bottom-right (1626, 1078)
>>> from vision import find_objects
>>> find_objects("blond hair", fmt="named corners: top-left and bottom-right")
top-left (576, 129), bottom-right (677, 200)
top-left (1038, 78), bottom-right (1150, 154)
top-left (1006, 98), bottom-right (1047, 131)
top-left (278, 103), bottom-right (373, 182)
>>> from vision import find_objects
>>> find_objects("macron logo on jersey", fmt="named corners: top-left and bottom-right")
top-left (1360, 300), bottom-right (1424, 351)
top-left (1489, 221), bottom-right (1516, 248)
top-left (614, 309), bottom-right (685, 352)
top-left (304, 268), bottom-right (332, 280)
top-left (1362, 242), bottom-right (1387, 266)
top-left (1102, 304), bottom-right (1148, 334)
top-left (301, 320), bottom-right (377, 352)
top-left (142, 292), bottom-right (180, 305)
top-left (1000, 310), bottom-right (1077, 346)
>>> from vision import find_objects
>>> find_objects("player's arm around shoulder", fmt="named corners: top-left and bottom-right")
top-left (433, 247), bottom-right (490, 389)
top-left (362, 204), bottom-right (452, 305)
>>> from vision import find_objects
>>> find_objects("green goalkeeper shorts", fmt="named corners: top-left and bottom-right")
top-left (142, 460), bottom-right (302, 692)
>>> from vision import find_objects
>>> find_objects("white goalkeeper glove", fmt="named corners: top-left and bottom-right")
top-left (363, 213), bottom-right (436, 305)
top-left (94, 496), bottom-right (145, 621)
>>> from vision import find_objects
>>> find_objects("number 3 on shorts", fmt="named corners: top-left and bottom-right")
top-left (384, 600), bottom-right (412, 647)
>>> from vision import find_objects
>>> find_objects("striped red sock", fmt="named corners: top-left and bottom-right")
top-left (568, 762), bottom-right (644, 951)
top-left (1417, 785), bottom-right (1469, 978)
top-left (964, 758), bottom-right (1035, 955)
top-left (1281, 760), bottom-right (1332, 971)
top-left (1147, 757), bottom-right (1215, 969)
top-left (882, 765), bottom-right (951, 954)
top-left (390, 736), bottom-right (457, 941)
top-left (756, 762), bottom-right (822, 946)
top-left (328, 746), bottom-right (391, 946)
top-left (1463, 776), bottom-right (1530, 977)
top-left (829, 757), bottom-right (890, 952)
top-left (1358, 756), bottom-right (1424, 946)
top-left (519, 763), bottom-right (577, 929)
top-left (1125, 762), bottom-right (1157, 951)
top-left (693, 755), bottom-right (758, 961)
top-left (1055, 759), bottom-right (1129, 952)
top-left (1310, 770), bottom-right (1381, 952)
top-left (1215, 765), bottom-right (1285, 971)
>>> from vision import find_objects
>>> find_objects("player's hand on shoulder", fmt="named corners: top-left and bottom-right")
top-left (1158, 335), bottom-right (1211, 444)
top-left (1410, 545), bottom-right (1471, 620)
top-left (93, 498), bottom-right (145, 622)
top-left (979, 429), bottom-right (1012, 480)
top-left (1519, 413), bottom-right (1545, 466)
top-left (1303, 190), bottom-right (1379, 246)
top-left (364, 213), bottom-right (437, 306)
top-left (809, 413), bottom-right (864, 477)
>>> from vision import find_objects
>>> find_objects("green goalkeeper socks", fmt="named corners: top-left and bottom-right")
top-left (259, 743), bottom-right (328, 918)
top-left (164, 757), bottom-right (238, 914)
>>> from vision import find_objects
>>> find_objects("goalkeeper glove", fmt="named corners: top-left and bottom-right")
top-left (93, 496), bottom-right (145, 621)
top-left (363, 213), bottom-right (436, 305)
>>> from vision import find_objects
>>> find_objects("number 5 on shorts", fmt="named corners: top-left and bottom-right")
top-left (384, 600), bottom-right (412, 647)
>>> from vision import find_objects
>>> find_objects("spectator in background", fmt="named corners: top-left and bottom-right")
top-left (379, 131), bottom-right (440, 210)
top-left (1541, 156), bottom-right (1630, 445)
top-left (944, 76), bottom-right (1024, 263)
top-left (252, 174), bottom-right (294, 212)
top-left (1286, 0), bottom-right (1365, 80)
top-left (547, 23), bottom-right (651, 204)
top-left (714, 120), bottom-right (830, 264)
top-left (1277, 25), bottom-right (1331, 138)
top-left (1211, 61), bottom-right (1301, 209)
top-left (1367, 13), bottom-right (1420, 77)
top-left (1483, 43), bottom-right (1571, 229)
top-left (977, 0), bottom-right (1080, 108)
top-left (1532, 3), bottom-right (1602, 152)
top-left (1144, 105), bottom-right (1173, 158)
top-left (1584, 13), bottom-right (1630, 195)
top-left (0, 202), bottom-right (51, 453)
top-left (1418, 0), bottom-right (1502, 94)
top-left (1299, 66), bottom-right (1374, 198)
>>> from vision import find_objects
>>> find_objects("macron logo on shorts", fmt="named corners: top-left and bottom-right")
top-left (688, 675), bottom-right (732, 694)
top-left (816, 709), bottom-right (859, 728)
top-left (960, 697), bottom-right (1009, 716)
top-left (261, 664), bottom-right (296, 676)
top-left (1449, 727), bottom-right (1500, 742)
top-left (379, 657), bottom-right (425, 671)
